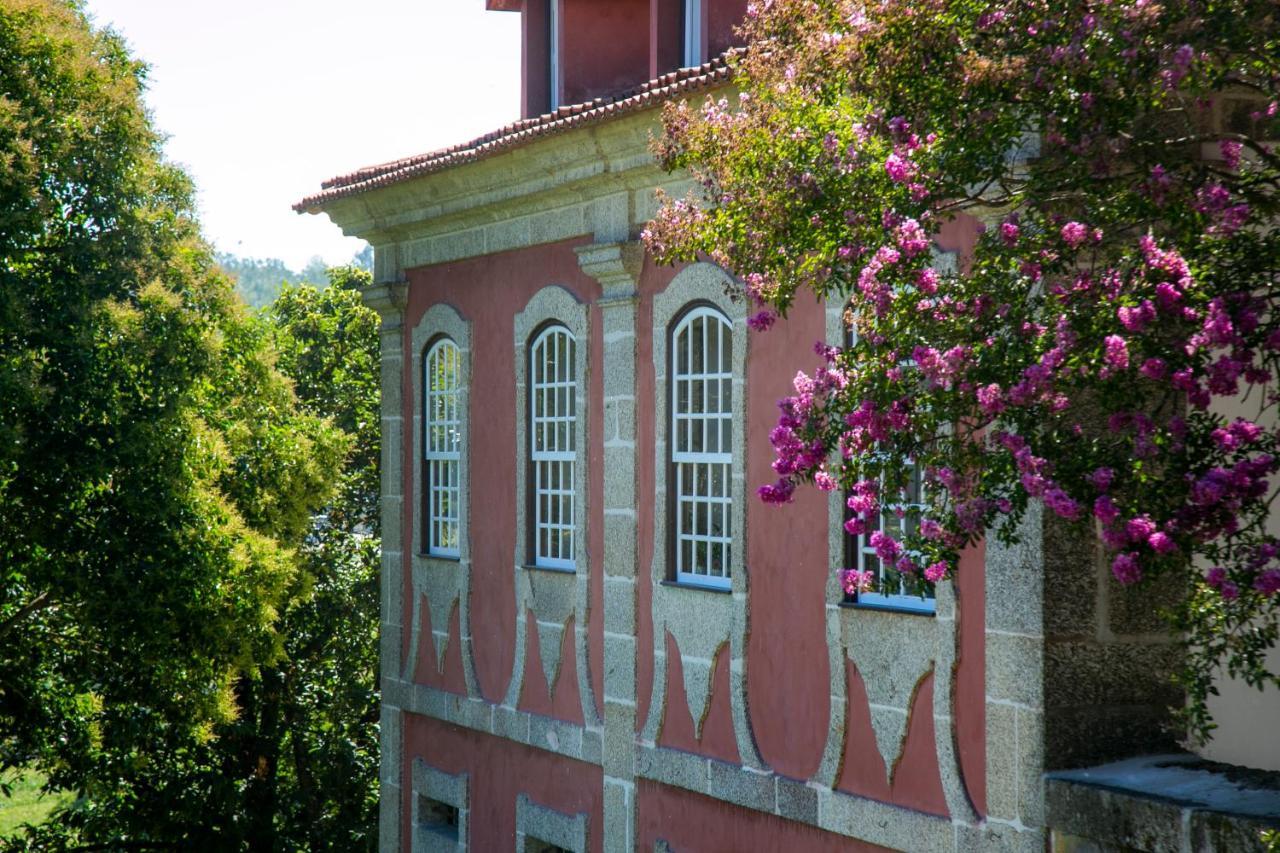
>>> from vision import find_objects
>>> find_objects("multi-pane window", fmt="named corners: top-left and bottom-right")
top-left (844, 462), bottom-right (936, 612)
top-left (671, 306), bottom-right (733, 589)
top-left (423, 338), bottom-right (462, 558)
top-left (841, 315), bottom-right (935, 611)
top-left (683, 0), bottom-right (703, 67)
top-left (529, 325), bottom-right (576, 570)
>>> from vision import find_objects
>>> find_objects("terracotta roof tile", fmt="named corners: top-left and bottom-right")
top-left (294, 55), bottom-right (734, 212)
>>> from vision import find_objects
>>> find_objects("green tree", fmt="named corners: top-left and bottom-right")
top-left (192, 269), bottom-right (381, 851)
top-left (0, 1), bottom-right (348, 846)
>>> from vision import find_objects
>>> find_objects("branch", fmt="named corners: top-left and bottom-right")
top-left (0, 591), bottom-right (54, 641)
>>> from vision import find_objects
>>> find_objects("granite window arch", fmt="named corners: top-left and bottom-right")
top-left (513, 285), bottom-right (589, 576)
top-left (642, 262), bottom-right (759, 767)
top-left (411, 303), bottom-right (472, 565)
top-left (668, 302), bottom-right (734, 590)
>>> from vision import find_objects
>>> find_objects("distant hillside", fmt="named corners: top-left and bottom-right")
top-left (218, 244), bottom-right (372, 308)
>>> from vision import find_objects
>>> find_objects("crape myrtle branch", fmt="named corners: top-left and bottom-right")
top-left (645, 0), bottom-right (1280, 741)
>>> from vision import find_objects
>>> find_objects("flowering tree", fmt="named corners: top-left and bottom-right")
top-left (644, 0), bottom-right (1280, 740)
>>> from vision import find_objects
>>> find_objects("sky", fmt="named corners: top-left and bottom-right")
top-left (83, 1), bottom-right (522, 270)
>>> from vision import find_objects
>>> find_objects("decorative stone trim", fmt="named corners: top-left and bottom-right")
top-left (642, 262), bottom-right (761, 769)
top-left (815, 250), bottom-right (979, 827)
top-left (407, 302), bottom-right (480, 696)
top-left (410, 758), bottom-right (469, 853)
top-left (575, 241), bottom-right (643, 853)
top-left (388, 677), bottom-right (603, 767)
top-left (364, 279), bottom-right (410, 853)
top-left (507, 285), bottom-right (596, 726)
top-left (311, 104), bottom-right (708, 278)
top-left (515, 794), bottom-right (589, 853)
top-left (633, 744), bottom-right (958, 852)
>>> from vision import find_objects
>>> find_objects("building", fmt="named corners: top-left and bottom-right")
top-left (296, 2), bottom-right (1280, 850)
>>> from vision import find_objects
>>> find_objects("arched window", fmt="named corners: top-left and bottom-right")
top-left (529, 325), bottom-right (577, 570)
top-left (670, 305), bottom-right (733, 588)
top-left (423, 338), bottom-right (462, 558)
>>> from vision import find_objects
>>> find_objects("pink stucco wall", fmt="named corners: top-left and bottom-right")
top-left (399, 221), bottom-right (988, 844)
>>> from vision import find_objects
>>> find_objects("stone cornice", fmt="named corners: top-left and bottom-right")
top-left (312, 85), bottom-right (735, 278)
top-left (361, 280), bottom-right (408, 329)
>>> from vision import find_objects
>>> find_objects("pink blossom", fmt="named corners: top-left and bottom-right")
top-left (1103, 335), bottom-right (1129, 370)
top-left (1220, 139), bottom-right (1242, 170)
top-left (1254, 569), bottom-right (1280, 597)
top-left (976, 383), bottom-right (1005, 415)
top-left (1148, 532), bottom-right (1176, 555)
top-left (924, 561), bottom-right (948, 583)
top-left (1126, 515), bottom-right (1157, 543)
top-left (1094, 496), bottom-right (1120, 524)
top-left (814, 470), bottom-right (837, 491)
top-left (1088, 468), bottom-right (1115, 492)
top-left (869, 531), bottom-right (901, 561)
top-left (915, 267), bottom-right (940, 294)
top-left (895, 218), bottom-right (929, 257)
top-left (1118, 300), bottom-right (1156, 332)
top-left (1044, 486), bottom-right (1081, 520)
top-left (748, 310), bottom-right (777, 331)
top-left (841, 568), bottom-right (874, 595)
top-left (1139, 358), bottom-right (1167, 380)
top-left (1111, 552), bottom-right (1143, 584)
top-left (1061, 221), bottom-right (1089, 248)
top-left (758, 480), bottom-right (795, 504)
top-left (884, 153), bottom-right (913, 183)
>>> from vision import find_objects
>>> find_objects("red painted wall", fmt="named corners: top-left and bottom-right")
top-left (403, 713), bottom-right (604, 850)
top-left (745, 292), bottom-right (833, 780)
top-left (637, 780), bottom-right (892, 852)
top-left (403, 238), bottom-right (604, 711)
top-left (707, 0), bottom-right (748, 57)
top-left (561, 0), bottom-right (650, 105)
top-left (522, 0), bottom-right (552, 117)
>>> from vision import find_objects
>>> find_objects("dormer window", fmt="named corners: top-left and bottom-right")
top-left (683, 0), bottom-right (703, 67)
top-left (548, 0), bottom-right (562, 110)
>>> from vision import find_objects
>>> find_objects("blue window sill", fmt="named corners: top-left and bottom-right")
top-left (522, 563), bottom-right (576, 575)
top-left (661, 578), bottom-right (732, 594)
top-left (840, 595), bottom-right (936, 617)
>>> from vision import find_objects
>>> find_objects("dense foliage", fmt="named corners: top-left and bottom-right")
top-left (0, 2), bottom-right (379, 848)
top-left (647, 0), bottom-right (1280, 739)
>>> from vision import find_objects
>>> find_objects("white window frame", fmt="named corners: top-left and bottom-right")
top-left (683, 0), bottom-right (703, 67)
top-left (424, 338), bottom-right (462, 559)
top-left (548, 0), bottom-right (562, 110)
top-left (839, 318), bottom-right (936, 613)
top-left (671, 305), bottom-right (733, 590)
top-left (529, 325), bottom-right (577, 571)
top-left (847, 460), bottom-right (936, 613)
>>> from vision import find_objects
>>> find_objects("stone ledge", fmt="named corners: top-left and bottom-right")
top-left (1046, 754), bottom-right (1280, 853)
top-left (633, 744), bottom-right (957, 851)
top-left (390, 679), bottom-right (603, 768)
